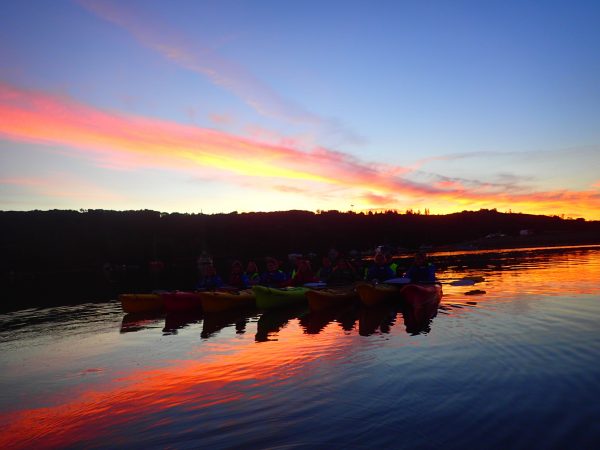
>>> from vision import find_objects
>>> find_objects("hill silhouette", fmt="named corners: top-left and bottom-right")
top-left (1, 208), bottom-right (598, 311)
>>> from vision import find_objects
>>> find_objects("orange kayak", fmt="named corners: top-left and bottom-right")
top-left (119, 293), bottom-right (164, 313)
top-left (356, 283), bottom-right (401, 306)
top-left (306, 287), bottom-right (359, 311)
top-left (199, 289), bottom-right (256, 312)
top-left (163, 291), bottom-right (204, 312)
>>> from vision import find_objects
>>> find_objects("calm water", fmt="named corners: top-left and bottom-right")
top-left (1, 246), bottom-right (600, 449)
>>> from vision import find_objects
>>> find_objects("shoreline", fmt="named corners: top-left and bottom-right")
top-left (431, 230), bottom-right (600, 254)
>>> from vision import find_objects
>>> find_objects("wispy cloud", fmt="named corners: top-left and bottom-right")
top-left (1, 81), bottom-right (599, 218)
top-left (76, 0), bottom-right (363, 145)
top-left (0, 175), bottom-right (122, 201)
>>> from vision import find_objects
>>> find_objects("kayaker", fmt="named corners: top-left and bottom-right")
top-left (404, 251), bottom-right (436, 283)
top-left (259, 257), bottom-right (289, 287)
top-left (245, 260), bottom-right (261, 285)
top-left (291, 259), bottom-right (318, 286)
top-left (328, 257), bottom-right (360, 285)
top-left (317, 256), bottom-right (333, 282)
top-left (196, 263), bottom-right (223, 290)
top-left (385, 253), bottom-right (398, 275)
top-left (366, 253), bottom-right (395, 283)
top-left (227, 260), bottom-right (250, 289)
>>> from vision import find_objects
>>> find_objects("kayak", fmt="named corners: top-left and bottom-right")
top-left (252, 285), bottom-right (309, 309)
top-left (163, 291), bottom-right (203, 313)
top-left (356, 283), bottom-right (401, 306)
top-left (306, 287), bottom-right (359, 311)
top-left (119, 293), bottom-right (164, 313)
top-left (198, 289), bottom-right (256, 313)
top-left (400, 283), bottom-right (442, 307)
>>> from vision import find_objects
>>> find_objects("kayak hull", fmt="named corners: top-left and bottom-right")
top-left (119, 293), bottom-right (164, 313)
top-left (400, 283), bottom-right (443, 307)
top-left (253, 286), bottom-right (309, 309)
top-left (306, 287), bottom-right (358, 311)
top-left (163, 292), bottom-right (204, 313)
top-left (356, 283), bottom-right (401, 306)
top-left (400, 283), bottom-right (443, 334)
top-left (199, 289), bottom-right (256, 312)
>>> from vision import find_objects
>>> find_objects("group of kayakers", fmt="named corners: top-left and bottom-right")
top-left (195, 249), bottom-right (436, 290)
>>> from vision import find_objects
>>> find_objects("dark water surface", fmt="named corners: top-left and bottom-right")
top-left (1, 246), bottom-right (600, 449)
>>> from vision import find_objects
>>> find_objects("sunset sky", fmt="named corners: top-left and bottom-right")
top-left (1, 0), bottom-right (599, 218)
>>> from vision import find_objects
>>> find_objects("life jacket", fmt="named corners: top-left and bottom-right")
top-left (260, 269), bottom-right (288, 287)
top-left (405, 262), bottom-right (436, 283)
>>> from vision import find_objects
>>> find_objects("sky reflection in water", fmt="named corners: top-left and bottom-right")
top-left (1, 246), bottom-right (599, 449)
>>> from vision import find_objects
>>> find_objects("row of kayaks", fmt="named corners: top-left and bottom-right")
top-left (119, 282), bottom-right (442, 314)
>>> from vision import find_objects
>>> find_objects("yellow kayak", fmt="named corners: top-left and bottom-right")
top-left (119, 293), bottom-right (164, 313)
top-left (306, 287), bottom-right (359, 311)
top-left (199, 289), bottom-right (256, 312)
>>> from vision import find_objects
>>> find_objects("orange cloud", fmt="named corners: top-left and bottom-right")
top-left (1, 82), bottom-right (600, 219)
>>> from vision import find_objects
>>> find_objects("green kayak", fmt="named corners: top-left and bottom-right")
top-left (252, 285), bottom-right (309, 309)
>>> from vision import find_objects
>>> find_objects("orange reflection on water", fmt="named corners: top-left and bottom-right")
top-left (0, 322), bottom-right (351, 449)
top-left (439, 247), bottom-right (600, 317)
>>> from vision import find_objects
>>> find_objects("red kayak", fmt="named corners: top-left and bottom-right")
top-left (163, 291), bottom-right (204, 313)
top-left (400, 283), bottom-right (442, 307)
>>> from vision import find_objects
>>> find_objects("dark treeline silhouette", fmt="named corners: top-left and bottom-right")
top-left (1, 208), bottom-right (599, 311)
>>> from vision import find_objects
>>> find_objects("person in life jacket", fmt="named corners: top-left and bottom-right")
top-left (227, 260), bottom-right (250, 289)
top-left (328, 257), bottom-right (361, 285)
top-left (291, 259), bottom-right (318, 286)
top-left (404, 251), bottom-right (436, 283)
top-left (259, 257), bottom-right (289, 287)
top-left (245, 261), bottom-right (261, 286)
top-left (366, 253), bottom-right (395, 283)
top-left (317, 256), bottom-right (333, 283)
top-left (196, 263), bottom-right (223, 290)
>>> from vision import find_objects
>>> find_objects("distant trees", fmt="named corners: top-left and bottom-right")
top-left (0, 208), bottom-right (596, 271)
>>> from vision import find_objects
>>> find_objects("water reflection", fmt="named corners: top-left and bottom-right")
top-left (358, 303), bottom-right (398, 336)
top-left (201, 308), bottom-right (256, 339)
top-left (255, 305), bottom-right (307, 342)
top-left (1, 246), bottom-right (600, 449)
top-left (120, 312), bottom-right (165, 333)
top-left (163, 312), bottom-right (203, 335)
top-left (299, 308), bottom-right (338, 334)
top-left (401, 291), bottom-right (442, 335)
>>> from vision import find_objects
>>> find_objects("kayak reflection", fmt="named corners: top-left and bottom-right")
top-left (299, 308), bottom-right (338, 334)
top-left (358, 303), bottom-right (399, 336)
top-left (120, 312), bottom-right (165, 333)
top-left (299, 303), bottom-right (358, 335)
top-left (163, 312), bottom-right (203, 335)
top-left (255, 305), bottom-right (307, 342)
top-left (201, 307), bottom-right (256, 339)
top-left (401, 284), bottom-right (442, 335)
